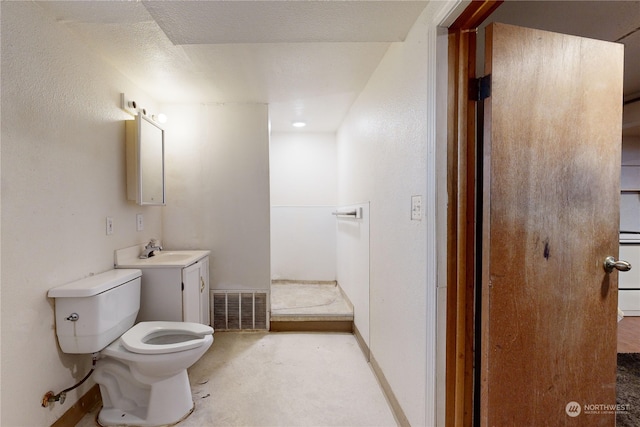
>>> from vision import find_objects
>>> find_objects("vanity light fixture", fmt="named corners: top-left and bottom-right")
top-left (121, 94), bottom-right (164, 123)
top-left (292, 121), bottom-right (307, 128)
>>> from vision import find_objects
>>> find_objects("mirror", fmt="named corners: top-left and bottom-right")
top-left (126, 113), bottom-right (165, 205)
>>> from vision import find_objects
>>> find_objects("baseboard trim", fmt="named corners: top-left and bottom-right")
top-left (353, 323), bottom-right (370, 362)
top-left (50, 384), bottom-right (101, 427)
top-left (270, 320), bottom-right (353, 332)
top-left (370, 353), bottom-right (411, 427)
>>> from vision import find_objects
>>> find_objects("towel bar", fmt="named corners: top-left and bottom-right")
top-left (331, 208), bottom-right (363, 219)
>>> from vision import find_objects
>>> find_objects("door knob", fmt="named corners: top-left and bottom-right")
top-left (604, 256), bottom-right (632, 273)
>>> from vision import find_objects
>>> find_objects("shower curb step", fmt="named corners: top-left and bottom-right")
top-left (270, 319), bottom-right (353, 333)
top-left (270, 313), bottom-right (353, 322)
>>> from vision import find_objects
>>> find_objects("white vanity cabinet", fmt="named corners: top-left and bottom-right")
top-left (619, 244), bottom-right (640, 316)
top-left (115, 248), bottom-right (211, 325)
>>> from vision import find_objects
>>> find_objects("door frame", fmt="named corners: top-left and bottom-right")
top-left (445, 1), bottom-right (503, 426)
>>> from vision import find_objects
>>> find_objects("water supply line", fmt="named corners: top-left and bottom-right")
top-left (41, 353), bottom-right (98, 407)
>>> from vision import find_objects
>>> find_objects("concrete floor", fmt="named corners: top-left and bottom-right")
top-left (78, 332), bottom-right (397, 427)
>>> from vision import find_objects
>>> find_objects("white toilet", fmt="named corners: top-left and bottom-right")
top-left (48, 269), bottom-right (213, 426)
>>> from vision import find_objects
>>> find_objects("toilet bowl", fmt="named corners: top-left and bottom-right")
top-left (48, 269), bottom-right (214, 427)
top-left (95, 321), bottom-right (213, 426)
top-left (101, 321), bottom-right (213, 378)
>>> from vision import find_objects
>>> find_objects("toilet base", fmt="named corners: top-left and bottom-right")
top-left (95, 358), bottom-right (196, 426)
top-left (97, 404), bottom-right (195, 427)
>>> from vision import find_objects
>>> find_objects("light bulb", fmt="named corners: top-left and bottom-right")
top-left (155, 113), bottom-right (168, 124)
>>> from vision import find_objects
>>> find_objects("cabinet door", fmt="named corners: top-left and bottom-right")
top-left (619, 245), bottom-right (640, 290)
top-left (137, 268), bottom-right (183, 322)
top-left (200, 257), bottom-right (210, 325)
top-left (182, 263), bottom-right (201, 323)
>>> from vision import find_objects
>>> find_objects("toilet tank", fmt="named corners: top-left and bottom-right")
top-left (48, 269), bottom-right (142, 354)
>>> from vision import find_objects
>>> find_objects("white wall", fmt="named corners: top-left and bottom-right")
top-left (271, 206), bottom-right (337, 281)
top-left (1, 3), bottom-right (163, 425)
top-left (161, 103), bottom-right (271, 291)
top-left (270, 132), bottom-right (337, 206)
top-left (269, 132), bottom-right (338, 281)
top-left (335, 203), bottom-right (370, 346)
top-left (336, 3), bottom-right (447, 425)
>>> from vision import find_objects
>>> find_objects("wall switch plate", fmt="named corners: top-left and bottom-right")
top-left (411, 195), bottom-right (422, 221)
top-left (136, 214), bottom-right (144, 231)
top-left (106, 217), bottom-right (114, 235)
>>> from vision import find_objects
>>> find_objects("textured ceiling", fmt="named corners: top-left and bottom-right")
top-left (144, 1), bottom-right (429, 44)
top-left (35, 1), bottom-right (640, 133)
top-left (36, 0), bottom-right (428, 132)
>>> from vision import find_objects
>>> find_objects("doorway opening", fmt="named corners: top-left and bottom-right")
top-left (268, 132), bottom-right (365, 332)
top-left (446, 1), bottom-right (636, 425)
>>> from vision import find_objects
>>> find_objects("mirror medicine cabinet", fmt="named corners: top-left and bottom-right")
top-left (126, 113), bottom-right (165, 205)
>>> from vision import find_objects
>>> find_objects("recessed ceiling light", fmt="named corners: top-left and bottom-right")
top-left (292, 121), bottom-right (307, 128)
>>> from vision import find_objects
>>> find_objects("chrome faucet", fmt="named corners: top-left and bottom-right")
top-left (140, 239), bottom-right (163, 259)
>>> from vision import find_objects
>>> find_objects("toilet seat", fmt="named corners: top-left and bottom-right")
top-left (121, 321), bottom-right (213, 355)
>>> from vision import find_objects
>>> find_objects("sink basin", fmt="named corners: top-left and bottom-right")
top-left (144, 252), bottom-right (194, 263)
top-left (115, 249), bottom-right (210, 268)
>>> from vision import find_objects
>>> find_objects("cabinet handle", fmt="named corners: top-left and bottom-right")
top-left (200, 277), bottom-right (205, 292)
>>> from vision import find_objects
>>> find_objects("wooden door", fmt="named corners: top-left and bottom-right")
top-left (481, 23), bottom-right (623, 426)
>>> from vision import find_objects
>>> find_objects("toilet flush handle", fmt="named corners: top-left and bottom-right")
top-left (66, 313), bottom-right (79, 321)
top-left (603, 256), bottom-right (632, 273)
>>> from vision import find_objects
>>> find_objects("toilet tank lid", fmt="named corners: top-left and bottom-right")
top-left (48, 269), bottom-right (142, 298)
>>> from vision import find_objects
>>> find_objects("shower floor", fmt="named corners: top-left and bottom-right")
top-left (270, 282), bottom-right (354, 331)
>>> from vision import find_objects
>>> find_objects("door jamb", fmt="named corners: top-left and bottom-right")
top-left (445, 2), bottom-right (502, 426)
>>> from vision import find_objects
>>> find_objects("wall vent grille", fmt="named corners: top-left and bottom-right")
top-left (211, 291), bottom-right (269, 331)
